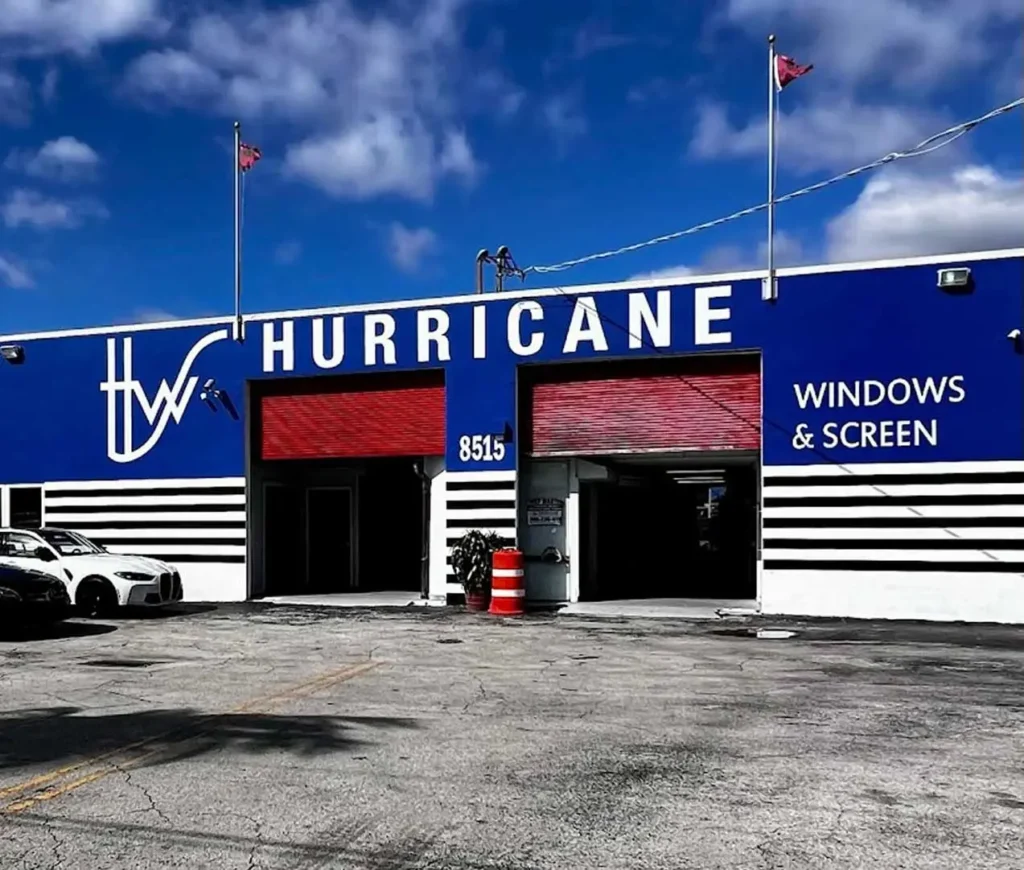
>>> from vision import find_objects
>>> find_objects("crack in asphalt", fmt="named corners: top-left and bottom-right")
top-left (43, 817), bottom-right (65, 870)
top-left (462, 675), bottom-right (488, 714)
top-left (118, 766), bottom-right (172, 827)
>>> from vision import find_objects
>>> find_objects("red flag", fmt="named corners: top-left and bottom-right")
top-left (239, 142), bottom-right (262, 173)
top-left (774, 54), bottom-right (813, 91)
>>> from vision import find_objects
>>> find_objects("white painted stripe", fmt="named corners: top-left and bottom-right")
top-left (491, 588), bottom-right (526, 598)
top-left (764, 569), bottom-right (1024, 588)
top-left (46, 494), bottom-right (246, 508)
top-left (444, 527), bottom-right (516, 540)
top-left (764, 460), bottom-right (1024, 477)
top-left (445, 507), bottom-right (517, 522)
top-left (762, 526), bottom-right (1024, 541)
top-left (46, 510), bottom-right (246, 525)
top-left (81, 527), bottom-right (248, 540)
top-left (103, 543), bottom-right (245, 557)
top-left (492, 568), bottom-right (524, 578)
top-left (44, 478), bottom-right (245, 491)
top-left (445, 489), bottom-right (517, 502)
top-left (765, 483), bottom-right (1024, 499)
top-left (445, 470), bottom-right (517, 483)
top-left (445, 581), bottom-right (463, 595)
top-left (764, 505), bottom-right (1024, 519)
top-left (766, 548), bottom-right (1024, 563)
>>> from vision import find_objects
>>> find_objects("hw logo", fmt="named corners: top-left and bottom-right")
top-left (101, 329), bottom-right (229, 463)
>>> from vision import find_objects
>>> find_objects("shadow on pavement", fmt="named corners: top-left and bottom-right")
top-left (0, 706), bottom-right (419, 771)
top-left (0, 620), bottom-right (118, 643)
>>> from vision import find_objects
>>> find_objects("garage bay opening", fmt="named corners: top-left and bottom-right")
top-left (519, 354), bottom-right (761, 608)
top-left (248, 371), bottom-right (444, 601)
top-left (578, 456), bottom-right (758, 601)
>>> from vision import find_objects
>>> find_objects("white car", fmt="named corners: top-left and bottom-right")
top-left (0, 527), bottom-right (183, 617)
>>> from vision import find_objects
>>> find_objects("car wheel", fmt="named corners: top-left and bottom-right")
top-left (76, 577), bottom-right (118, 618)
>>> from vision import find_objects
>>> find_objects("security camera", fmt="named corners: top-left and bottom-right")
top-left (203, 378), bottom-right (216, 391)
top-left (1008, 329), bottom-right (1022, 341)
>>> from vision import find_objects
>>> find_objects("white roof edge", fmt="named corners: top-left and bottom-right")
top-left (2, 247), bottom-right (1022, 343)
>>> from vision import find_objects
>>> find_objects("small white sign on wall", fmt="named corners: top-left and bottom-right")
top-left (527, 497), bottom-right (564, 526)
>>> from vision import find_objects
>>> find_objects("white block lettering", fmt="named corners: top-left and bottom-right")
top-left (628, 290), bottom-right (671, 349)
top-left (694, 284), bottom-right (732, 345)
top-left (563, 295), bottom-right (609, 354)
top-left (312, 316), bottom-right (344, 369)
top-left (417, 309), bottom-right (451, 363)
top-left (473, 304), bottom-right (487, 359)
top-left (508, 300), bottom-right (544, 356)
top-left (262, 320), bottom-right (294, 373)
top-left (821, 419), bottom-right (939, 449)
top-left (364, 313), bottom-right (397, 366)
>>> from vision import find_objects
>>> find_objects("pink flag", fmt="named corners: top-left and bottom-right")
top-left (774, 55), bottom-right (813, 91)
top-left (239, 142), bottom-right (262, 173)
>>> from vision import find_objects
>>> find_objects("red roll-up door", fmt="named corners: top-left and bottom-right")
top-left (526, 355), bottom-right (760, 456)
top-left (260, 370), bottom-right (445, 460)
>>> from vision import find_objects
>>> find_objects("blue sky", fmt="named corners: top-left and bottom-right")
top-left (1, 0), bottom-right (1022, 333)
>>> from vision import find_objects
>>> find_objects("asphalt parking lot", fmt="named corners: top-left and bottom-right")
top-left (1, 606), bottom-right (1023, 869)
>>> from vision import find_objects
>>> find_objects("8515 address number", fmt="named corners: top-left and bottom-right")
top-left (458, 434), bottom-right (507, 462)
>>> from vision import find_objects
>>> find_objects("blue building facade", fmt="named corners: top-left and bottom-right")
top-left (1, 249), bottom-right (1022, 621)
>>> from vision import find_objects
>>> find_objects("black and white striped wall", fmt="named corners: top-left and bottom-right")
top-left (431, 469), bottom-right (517, 600)
top-left (43, 478), bottom-right (247, 602)
top-left (761, 460), bottom-right (1024, 623)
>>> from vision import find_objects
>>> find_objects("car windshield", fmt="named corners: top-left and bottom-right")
top-left (35, 529), bottom-right (105, 556)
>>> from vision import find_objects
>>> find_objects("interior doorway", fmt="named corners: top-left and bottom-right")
top-left (306, 487), bottom-right (353, 593)
top-left (254, 458), bottom-right (425, 598)
top-left (578, 456), bottom-right (759, 602)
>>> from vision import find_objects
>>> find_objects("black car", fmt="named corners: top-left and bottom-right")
top-left (0, 563), bottom-right (72, 624)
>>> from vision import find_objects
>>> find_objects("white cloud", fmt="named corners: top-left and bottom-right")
top-left (0, 255), bottom-right (34, 289)
top-left (40, 66), bottom-right (59, 103)
top-left (693, 2), bottom-right (1020, 178)
top-left (628, 232), bottom-right (806, 280)
top-left (123, 0), bottom-right (498, 201)
top-left (387, 223), bottom-right (437, 273)
top-left (826, 165), bottom-right (1024, 261)
top-left (286, 115), bottom-right (468, 202)
top-left (5, 136), bottom-right (101, 181)
top-left (2, 188), bottom-right (108, 229)
top-left (0, 0), bottom-right (164, 56)
top-left (627, 77), bottom-right (673, 104)
top-left (720, 0), bottom-right (1022, 92)
top-left (629, 265), bottom-right (694, 281)
top-left (274, 240), bottom-right (302, 265)
top-left (690, 99), bottom-right (950, 174)
top-left (0, 68), bottom-right (32, 125)
top-left (542, 92), bottom-right (587, 151)
top-left (125, 49), bottom-right (221, 103)
top-left (438, 129), bottom-right (481, 184)
top-left (132, 307), bottom-right (182, 323)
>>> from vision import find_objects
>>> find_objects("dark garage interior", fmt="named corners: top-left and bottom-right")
top-left (258, 458), bottom-right (425, 597)
top-left (578, 459), bottom-right (758, 601)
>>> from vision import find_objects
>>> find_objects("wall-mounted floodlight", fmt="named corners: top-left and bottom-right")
top-left (0, 345), bottom-right (25, 365)
top-left (200, 378), bottom-right (221, 403)
top-left (938, 267), bottom-right (972, 291)
top-left (199, 377), bottom-right (240, 420)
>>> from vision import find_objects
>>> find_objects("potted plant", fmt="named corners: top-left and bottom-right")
top-left (451, 530), bottom-right (502, 611)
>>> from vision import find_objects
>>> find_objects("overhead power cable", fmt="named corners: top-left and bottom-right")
top-left (525, 96), bottom-right (1024, 276)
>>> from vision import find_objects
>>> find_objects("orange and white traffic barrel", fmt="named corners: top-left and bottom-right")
top-left (489, 548), bottom-right (525, 616)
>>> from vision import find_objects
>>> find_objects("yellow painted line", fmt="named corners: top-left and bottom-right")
top-left (0, 659), bottom-right (381, 815)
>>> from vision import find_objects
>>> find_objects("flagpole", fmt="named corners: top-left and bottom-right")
top-left (233, 120), bottom-right (243, 342)
top-left (764, 33), bottom-right (778, 302)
